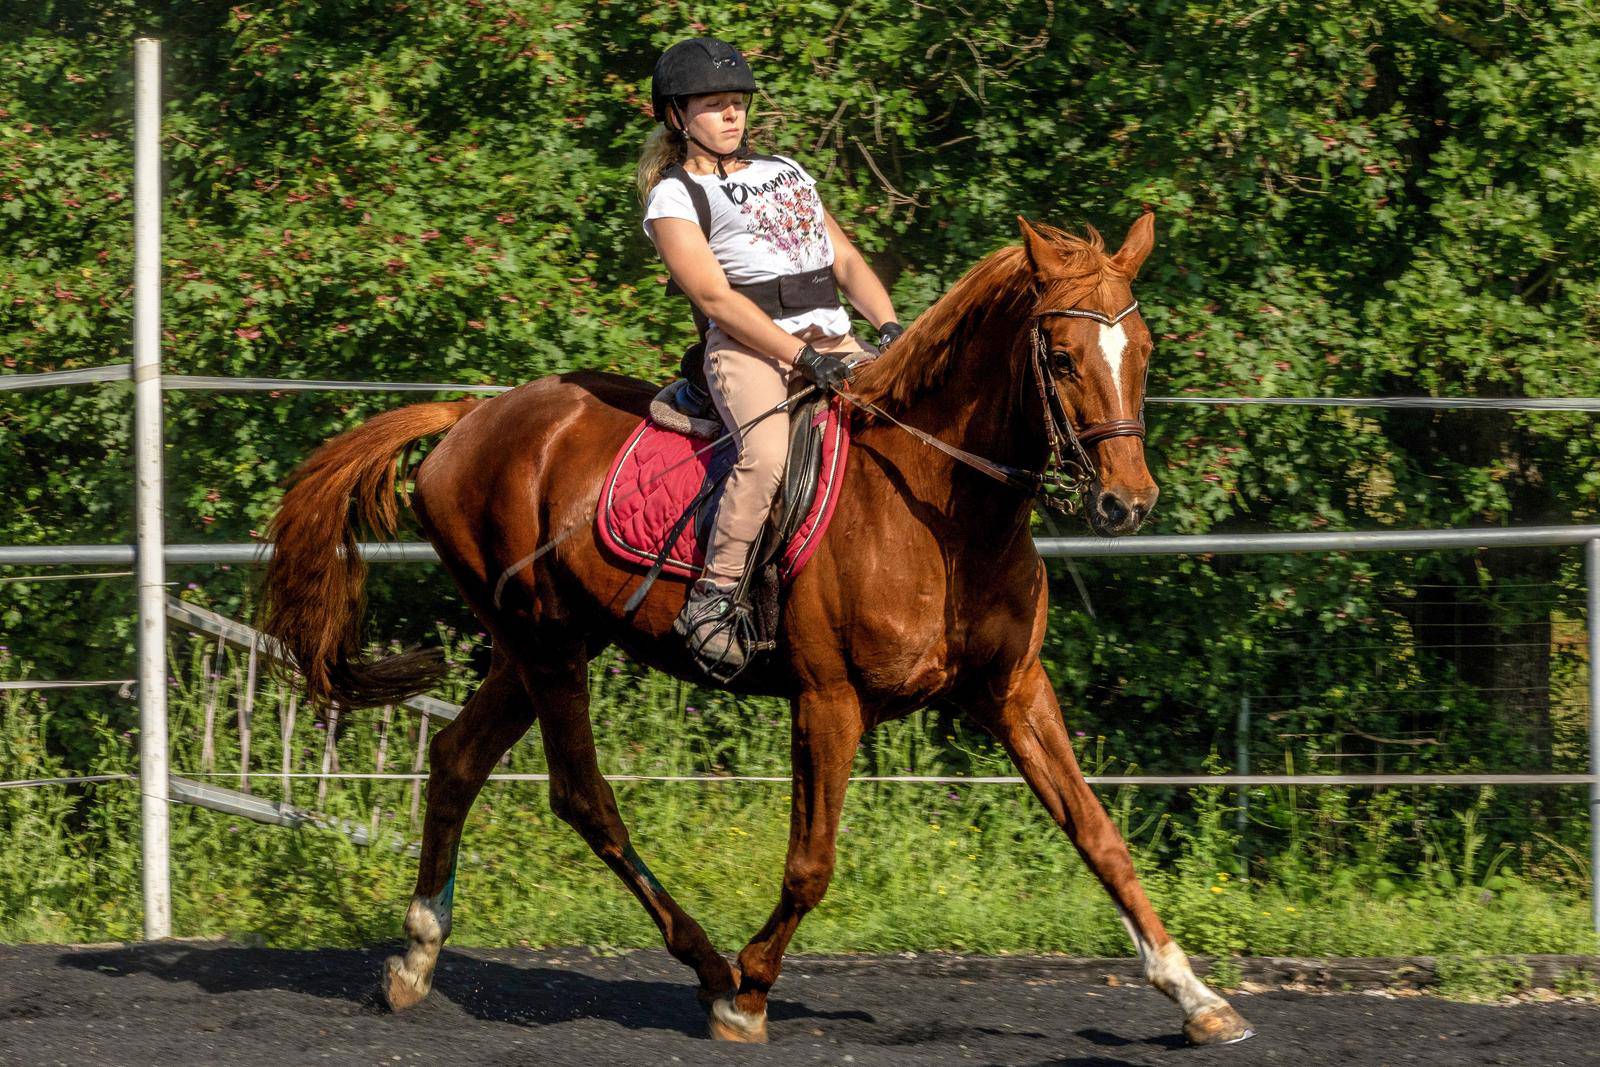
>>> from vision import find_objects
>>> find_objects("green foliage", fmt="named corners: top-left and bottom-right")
top-left (4, 641), bottom-right (1597, 961)
top-left (3, 2), bottom-right (1599, 952)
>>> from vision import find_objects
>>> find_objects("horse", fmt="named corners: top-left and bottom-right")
top-left (257, 212), bottom-right (1255, 1047)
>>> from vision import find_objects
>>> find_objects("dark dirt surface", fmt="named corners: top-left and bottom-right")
top-left (2, 942), bottom-right (1597, 1066)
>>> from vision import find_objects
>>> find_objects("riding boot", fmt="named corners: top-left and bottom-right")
top-left (673, 578), bottom-right (748, 680)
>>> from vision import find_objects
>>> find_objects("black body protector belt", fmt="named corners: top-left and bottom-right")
top-left (659, 157), bottom-right (842, 387)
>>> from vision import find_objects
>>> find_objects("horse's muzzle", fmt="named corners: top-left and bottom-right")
top-left (1088, 484), bottom-right (1158, 537)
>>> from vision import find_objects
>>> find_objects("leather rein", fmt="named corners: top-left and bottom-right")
top-left (840, 299), bottom-right (1145, 511)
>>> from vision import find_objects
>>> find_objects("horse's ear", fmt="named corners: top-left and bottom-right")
top-left (1111, 211), bottom-right (1156, 279)
top-left (1017, 214), bottom-right (1066, 279)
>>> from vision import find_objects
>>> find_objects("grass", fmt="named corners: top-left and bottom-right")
top-left (2, 629), bottom-right (1596, 982)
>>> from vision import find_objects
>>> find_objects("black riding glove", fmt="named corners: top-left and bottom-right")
top-left (876, 321), bottom-right (904, 351)
top-left (794, 344), bottom-right (853, 392)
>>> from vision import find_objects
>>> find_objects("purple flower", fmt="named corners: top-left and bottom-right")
top-left (186, 582), bottom-right (199, 590)
top-left (1074, 730), bottom-right (1086, 737)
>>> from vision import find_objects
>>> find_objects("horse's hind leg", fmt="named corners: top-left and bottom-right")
top-left (383, 651), bottom-right (535, 1011)
top-left (517, 642), bottom-right (739, 1007)
top-left (975, 658), bottom-right (1253, 1046)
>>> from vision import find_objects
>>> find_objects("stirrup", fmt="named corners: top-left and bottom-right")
top-left (673, 583), bottom-right (754, 683)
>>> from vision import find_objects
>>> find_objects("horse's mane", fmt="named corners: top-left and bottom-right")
top-left (851, 222), bottom-right (1126, 410)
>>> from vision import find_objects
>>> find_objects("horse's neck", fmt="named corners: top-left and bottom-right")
top-left (865, 328), bottom-right (1045, 536)
top-left (910, 327), bottom-right (1043, 470)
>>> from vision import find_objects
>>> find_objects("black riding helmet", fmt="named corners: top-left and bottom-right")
top-left (650, 37), bottom-right (758, 179)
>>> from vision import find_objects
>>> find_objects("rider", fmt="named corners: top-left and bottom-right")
top-left (637, 36), bottom-right (904, 676)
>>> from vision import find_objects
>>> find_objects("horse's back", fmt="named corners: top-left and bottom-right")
top-left (411, 371), bottom-right (659, 592)
top-left (419, 370), bottom-right (652, 484)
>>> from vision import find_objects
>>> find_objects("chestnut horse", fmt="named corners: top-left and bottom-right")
top-left (259, 213), bottom-right (1253, 1046)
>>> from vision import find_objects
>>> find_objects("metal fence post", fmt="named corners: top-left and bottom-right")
top-left (1588, 538), bottom-right (1600, 937)
top-left (133, 38), bottom-right (171, 940)
top-left (1236, 694), bottom-right (1251, 876)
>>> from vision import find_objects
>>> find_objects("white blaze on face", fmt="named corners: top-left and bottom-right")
top-left (1098, 322), bottom-right (1130, 417)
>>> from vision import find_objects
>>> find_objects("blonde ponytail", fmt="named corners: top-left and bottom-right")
top-left (636, 124), bottom-right (686, 207)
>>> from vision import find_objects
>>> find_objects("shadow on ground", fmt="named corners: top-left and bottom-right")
top-left (56, 943), bottom-right (873, 1038)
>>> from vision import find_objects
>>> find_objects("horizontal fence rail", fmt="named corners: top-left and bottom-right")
top-left (10, 360), bottom-right (1600, 410)
top-left (6, 526), bottom-right (1600, 568)
top-left (165, 771), bottom-right (1600, 787)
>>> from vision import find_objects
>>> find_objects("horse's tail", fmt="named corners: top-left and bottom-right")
top-left (257, 400), bottom-right (479, 710)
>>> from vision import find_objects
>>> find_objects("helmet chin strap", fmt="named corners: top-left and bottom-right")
top-left (671, 101), bottom-right (749, 179)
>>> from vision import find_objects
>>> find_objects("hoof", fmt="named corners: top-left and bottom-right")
top-left (380, 955), bottom-right (431, 1013)
top-left (708, 995), bottom-right (768, 1043)
top-left (1184, 1003), bottom-right (1255, 1046)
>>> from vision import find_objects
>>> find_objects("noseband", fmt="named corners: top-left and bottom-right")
top-left (1027, 299), bottom-right (1146, 510)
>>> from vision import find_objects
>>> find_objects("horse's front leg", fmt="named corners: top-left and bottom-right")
top-left (711, 686), bottom-right (863, 1043)
top-left (975, 658), bottom-right (1254, 1046)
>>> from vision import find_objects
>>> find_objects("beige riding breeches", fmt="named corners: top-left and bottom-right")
top-left (700, 321), bottom-right (877, 587)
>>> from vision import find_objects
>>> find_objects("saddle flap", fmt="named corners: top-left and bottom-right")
top-left (596, 398), bottom-right (850, 586)
top-left (752, 382), bottom-right (829, 572)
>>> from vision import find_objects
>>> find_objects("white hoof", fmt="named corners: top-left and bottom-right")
top-left (708, 995), bottom-right (768, 1043)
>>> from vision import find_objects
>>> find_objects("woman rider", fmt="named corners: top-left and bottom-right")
top-left (636, 37), bottom-right (904, 677)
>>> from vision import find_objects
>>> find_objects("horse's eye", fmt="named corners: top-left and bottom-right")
top-left (1050, 349), bottom-right (1077, 378)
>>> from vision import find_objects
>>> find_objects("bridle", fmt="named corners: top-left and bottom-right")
top-left (837, 296), bottom-right (1148, 514)
top-left (1027, 299), bottom-right (1146, 511)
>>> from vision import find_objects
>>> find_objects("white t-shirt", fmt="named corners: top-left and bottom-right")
top-left (642, 153), bottom-right (853, 336)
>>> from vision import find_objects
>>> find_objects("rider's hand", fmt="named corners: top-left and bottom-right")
top-left (876, 321), bottom-right (904, 351)
top-left (794, 344), bottom-right (853, 392)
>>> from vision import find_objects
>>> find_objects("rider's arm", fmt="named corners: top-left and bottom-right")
top-left (823, 210), bottom-right (897, 331)
top-left (649, 217), bottom-right (809, 365)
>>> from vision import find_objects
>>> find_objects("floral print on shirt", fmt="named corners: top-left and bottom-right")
top-left (740, 176), bottom-right (827, 270)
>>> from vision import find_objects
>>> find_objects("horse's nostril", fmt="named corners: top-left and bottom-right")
top-left (1097, 492), bottom-right (1129, 527)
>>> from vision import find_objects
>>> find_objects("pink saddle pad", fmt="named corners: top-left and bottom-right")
top-left (597, 397), bottom-right (850, 582)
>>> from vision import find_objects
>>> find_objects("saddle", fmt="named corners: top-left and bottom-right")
top-left (598, 377), bottom-right (851, 672)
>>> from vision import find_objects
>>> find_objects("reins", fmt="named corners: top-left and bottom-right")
top-left (843, 299), bottom-right (1146, 512)
top-left (834, 391), bottom-right (1043, 494)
